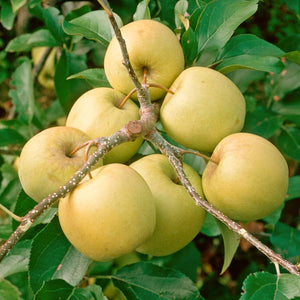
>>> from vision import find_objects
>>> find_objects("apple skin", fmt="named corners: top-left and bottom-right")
top-left (66, 87), bottom-right (143, 164)
top-left (160, 67), bottom-right (246, 152)
top-left (18, 126), bottom-right (101, 202)
top-left (32, 47), bottom-right (56, 90)
top-left (58, 163), bottom-right (156, 262)
top-left (130, 154), bottom-right (206, 256)
top-left (202, 132), bottom-right (289, 222)
top-left (104, 19), bottom-right (185, 101)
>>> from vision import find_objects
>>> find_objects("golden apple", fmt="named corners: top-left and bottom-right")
top-left (18, 126), bottom-right (101, 202)
top-left (160, 67), bottom-right (246, 152)
top-left (66, 87), bottom-right (143, 164)
top-left (202, 133), bottom-right (289, 221)
top-left (58, 163), bottom-right (156, 261)
top-left (130, 154), bottom-right (206, 256)
top-left (104, 19), bottom-right (185, 101)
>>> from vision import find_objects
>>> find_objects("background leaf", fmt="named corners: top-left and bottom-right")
top-left (277, 127), bottom-right (300, 161)
top-left (216, 220), bottom-right (241, 274)
top-left (34, 279), bottom-right (73, 300)
top-left (270, 222), bottom-right (300, 258)
top-left (0, 128), bottom-right (26, 147)
top-left (240, 272), bottom-right (300, 300)
top-left (219, 34), bottom-right (284, 59)
top-left (8, 59), bottom-right (35, 125)
top-left (67, 68), bottom-right (111, 88)
top-left (150, 242), bottom-right (201, 281)
top-left (243, 105), bottom-right (285, 139)
top-left (5, 29), bottom-right (58, 52)
top-left (0, 279), bottom-right (20, 300)
top-left (216, 55), bottom-right (284, 74)
top-left (0, 240), bottom-right (31, 278)
top-left (112, 262), bottom-right (203, 299)
top-left (54, 49), bottom-right (91, 113)
top-left (195, 0), bottom-right (258, 54)
top-left (29, 217), bottom-right (91, 293)
top-left (286, 176), bottom-right (300, 201)
top-left (133, 0), bottom-right (151, 21)
top-left (63, 10), bottom-right (123, 46)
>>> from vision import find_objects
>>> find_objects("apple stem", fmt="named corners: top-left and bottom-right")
top-left (146, 83), bottom-right (175, 95)
top-left (143, 68), bottom-right (148, 84)
top-left (0, 203), bottom-right (23, 222)
top-left (182, 150), bottom-right (218, 164)
top-left (118, 88), bottom-right (137, 109)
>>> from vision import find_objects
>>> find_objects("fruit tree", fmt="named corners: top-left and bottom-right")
top-left (0, 0), bottom-right (300, 299)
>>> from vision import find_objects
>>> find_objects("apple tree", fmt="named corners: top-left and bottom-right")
top-left (0, 0), bottom-right (300, 299)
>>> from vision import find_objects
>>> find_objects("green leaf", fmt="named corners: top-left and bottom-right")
top-left (12, 189), bottom-right (57, 231)
top-left (67, 68), bottom-right (111, 88)
top-left (112, 262), bottom-right (203, 299)
top-left (195, 0), bottom-right (258, 54)
top-left (283, 51), bottom-right (300, 65)
top-left (0, 279), bottom-right (20, 300)
top-left (0, 164), bottom-right (21, 208)
top-left (133, 0), bottom-right (151, 21)
top-left (0, 128), bottom-right (26, 147)
top-left (266, 60), bottom-right (300, 102)
top-left (159, 0), bottom-right (179, 28)
top-left (271, 88), bottom-right (300, 117)
top-left (216, 220), bottom-right (240, 274)
top-left (286, 176), bottom-right (300, 201)
top-left (34, 279), bottom-right (73, 300)
top-left (54, 49), bottom-right (90, 113)
top-left (181, 27), bottom-right (198, 66)
top-left (63, 10), bottom-right (123, 47)
top-left (201, 213), bottom-right (221, 237)
top-left (240, 272), bottom-right (300, 300)
top-left (43, 7), bottom-right (67, 44)
top-left (262, 203), bottom-right (284, 226)
top-left (174, 0), bottom-right (188, 28)
top-left (284, 0), bottom-right (300, 15)
top-left (70, 284), bottom-right (106, 300)
top-left (5, 29), bottom-right (58, 52)
top-left (29, 217), bottom-right (91, 293)
top-left (8, 59), bottom-right (35, 125)
top-left (0, 223), bottom-right (13, 240)
top-left (219, 34), bottom-right (284, 59)
top-left (0, 240), bottom-right (31, 278)
top-left (0, 1), bottom-right (16, 30)
top-left (216, 55), bottom-right (284, 74)
top-left (270, 222), bottom-right (300, 258)
top-left (227, 69), bottom-right (265, 93)
top-left (243, 105), bottom-right (285, 139)
top-left (277, 127), bottom-right (300, 161)
top-left (10, 0), bottom-right (26, 12)
top-left (150, 242), bottom-right (201, 281)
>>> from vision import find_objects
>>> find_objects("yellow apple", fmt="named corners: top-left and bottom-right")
top-left (104, 19), bottom-right (185, 101)
top-left (130, 154), bottom-right (206, 256)
top-left (18, 126), bottom-right (101, 202)
top-left (58, 163), bottom-right (156, 261)
top-left (32, 47), bottom-right (56, 90)
top-left (202, 132), bottom-right (289, 221)
top-left (66, 87), bottom-right (143, 164)
top-left (160, 67), bottom-right (246, 152)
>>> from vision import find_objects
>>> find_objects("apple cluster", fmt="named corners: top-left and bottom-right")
top-left (18, 19), bottom-right (289, 262)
